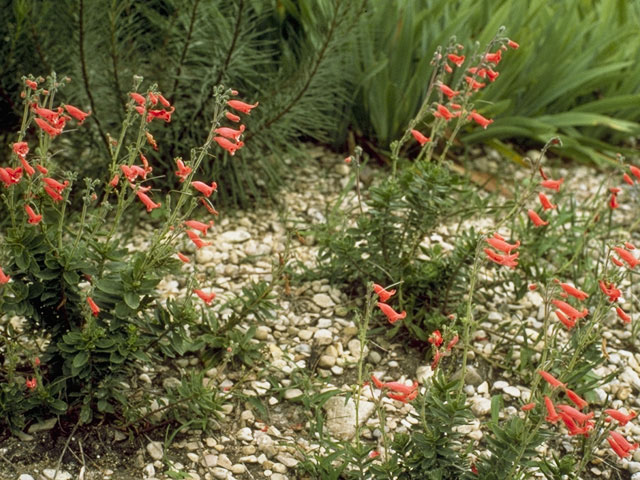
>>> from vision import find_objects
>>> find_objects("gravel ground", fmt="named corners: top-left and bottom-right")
top-left (3, 146), bottom-right (640, 480)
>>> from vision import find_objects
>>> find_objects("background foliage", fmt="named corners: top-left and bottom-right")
top-left (2, 0), bottom-right (640, 208)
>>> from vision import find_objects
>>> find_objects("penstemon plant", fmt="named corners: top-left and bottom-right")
top-left (0, 73), bottom-right (262, 432)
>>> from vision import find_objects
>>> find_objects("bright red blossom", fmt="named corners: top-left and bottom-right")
top-left (616, 306), bottom-right (631, 324)
top-left (175, 158), bottom-right (192, 182)
top-left (447, 54), bottom-right (465, 67)
top-left (227, 100), bottom-right (259, 114)
top-left (377, 302), bottom-right (406, 324)
top-left (539, 370), bottom-right (566, 389)
top-left (26, 377), bottom-right (37, 390)
top-left (538, 192), bottom-right (557, 210)
top-left (13, 142), bottom-right (29, 158)
top-left (558, 283), bottom-right (589, 301)
top-left (428, 330), bottom-right (443, 347)
top-left (0, 266), bottom-right (10, 284)
top-left (194, 289), bottom-right (216, 305)
top-left (613, 246), bottom-right (639, 268)
top-left (24, 205), bottom-right (42, 225)
top-left (64, 104), bottom-right (91, 124)
top-left (372, 283), bottom-right (396, 302)
top-left (468, 111), bottom-right (493, 129)
top-left (527, 209), bottom-right (548, 227)
top-left (191, 181), bottom-right (217, 197)
top-left (411, 129), bottom-right (430, 145)
top-left (551, 299), bottom-right (588, 320)
top-left (438, 83), bottom-right (459, 98)
top-left (604, 408), bottom-right (636, 426)
top-left (137, 191), bottom-right (161, 212)
top-left (87, 297), bottom-right (100, 316)
top-left (540, 178), bottom-right (564, 191)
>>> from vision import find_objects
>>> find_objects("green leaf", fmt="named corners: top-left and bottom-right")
top-left (63, 270), bottom-right (80, 286)
top-left (124, 291), bottom-right (140, 309)
top-left (491, 394), bottom-right (502, 424)
top-left (72, 351), bottom-right (89, 369)
top-left (50, 399), bottom-right (68, 413)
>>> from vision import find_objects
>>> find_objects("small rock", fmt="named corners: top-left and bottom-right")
top-left (217, 453), bottom-right (233, 470)
top-left (331, 365), bottom-right (344, 375)
top-left (220, 229), bottom-right (251, 243)
top-left (162, 376), bottom-right (182, 390)
top-left (416, 365), bottom-right (434, 383)
top-left (19, 475), bottom-right (35, 480)
top-left (202, 454), bottom-right (218, 467)
top-left (42, 470), bottom-right (72, 480)
top-left (630, 462), bottom-right (640, 474)
top-left (313, 329), bottom-right (333, 345)
top-left (255, 326), bottom-right (271, 340)
top-left (195, 247), bottom-right (215, 264)
top-left (471, 397), bottom-right (492, 416)
top-left (312, 293), bottom-right (335, 308)
top-left (139, 373), bottom-right (152, 384)
top-left (276, 453), bottom-right (299, 468)
top-left (27, 417), bottom-right (57, 433)
top-left (211, 467), bottom-right (229, 479)
top-left (318, 355), bottom-right (336, 368)
top-left (493, 380), bottom-right (508, 391)
top-left (272, 463), bottom-right (287, 473)
top-left (146, 441), bottom-right (164, 461)
top-left (317, 318), bottom-right (332, 328)
top-left (284, 388), bottom-right (303, 400)
top-left (503, 386), bottom-right (521, 398)
top-left (239, 455), bottom-right (258, 463)
top-left (143, 464), bottom-right (155, 478)
top-left (368, 350), bottom-right (382, 364)
top-left (231, 464), bottom-right (246, 474)
top-left (298, 329), bottom-right (313, 341)
top-left (323, 396), bottom-right (376, 440)
top-left (477, 382), bottom-right (489, 394)
top-left (237, 427), bottom-right (253, 442)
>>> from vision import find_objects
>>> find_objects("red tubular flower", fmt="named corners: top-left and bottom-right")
top-left (486, 235), bottom-right (519, 254)
top-left (227, 100), bottom-right (259, 114)
top-left (13, 142), bottom-right (29, 158)
top-left (175, 158), bottom-right (192, 182)
top-left (372, 283), bottom-right (396, 302)
top-left (608, 436), bottom-right (631, 458)
top-left (599, 280), bottom-right (621, 302)
top-left (35, 117), bottom-right (63, 137)
top-left (438, 83), bottom-right (460, 98)
top-left (434, 104), bottom-right (454, 121)
top-left (36, 165), bottom-right (48, 175)
top-left (191, 181), bottom-right (217, 197)
top-left (449, 102), bottom-right (462, 110)
top-left (613, 246), bottom-right (639, 268)
top-left (544, 396), bottom-right (560, 422)
top-left (43, 177), bottom-right (69, 192)
top-left (555, 310), bottom-right (576, 330)
top-left (137, 191), bottom-right (161, 212)
top-left (368, 450), bottom-right (380, 459)
top-left (446, 335), bottom-right (459, 351)
top-left (0, 266), bottom-right (10, 284)
top-left (25, 79), bottom-right (38, 90)
top-left (158, 94), bottom-right (171, 107)
top-left (431, 349), bottom-right (441, 370)
top-left (148, 92), bottom-right (158, 105)
top-left (444, 63), bottom-right (453, 74)
top-left (26, 377), bottom-right (37, 390)
top-left (146, 131), bottom-right (158, 151)
top-left (556, 404), bottom-right (594, 424)
top-left (428, 330), bottom-right (443, 347)
top-left (200, 197), bottom-right (219, 216)
top-left (625, 241), bottom-right (636, 250)
top-left (539, 370), bottom-right (566, 389)
top-left (485, 49), bottom-right (502, 64)
top-left (623, 173), bottom-right (634, 185)
top-left (630, 165), bottom-right (640, 180)
top-left (146, 107), bottom-right (175, 123)
top-left (468, 111), bottom-right (493, 129)
top-left (377, 302), bottom-right (406, 324)
top-left (527, 209), bottom-right (548, 227)
top-left (64, 104), bottom-right (91, 124)
top-left (447, 54), bottom-right (465, 66)
top-left (559, 283), bottom-right (589, 301)
top-left (611, 257), bottom-right (624, 267)
top-left (616, 306), bottom-right (631, 324)
top-left (24, 205), bottom-right (42, 225)
top-left (484, 248), bottom-right (519, 268)
top-left (184, 219), bottom-right (214, 235)
top-left (87, 296), bottom-right (100, 316)
top-left (44, 185), bottom-right (63, 202)
top-left (177, 252), bottom-right (190, 263)
top-left (19, 157), bottom-right (35, 177)
top-left (215, 125), bottom-right (245, 142)
top-left (605, 409), bottom-right (636, 426)
top-left (120, 165), bottom-right (139, 182)
top-left (193, 288), bottom-right (216, 305)
top-left (538, 192), bottom-right (557, 210)
top-left (485, 68), bottom-right (499, 82)
top-left (609, 431), bottom-right (639, 454)
top-left (464, 76), bottom-right (486, 90)
top-left (130, 92), bottom-right (146, 105)
top-left (507, 39), bottom-right (520, 49)
top-left (565, 388), bottom-right (588, 410)
top-left (214, 136), bottom-right (243, 155)
top-left (521, 403), bottom-right (536, 411)
top-left (411, 129), bottom-right (430, 146)
top-left (528, 284), bottom-right (537, 290)
top-left (225, 112), bottom-right (241, 122)
top-left (109, 174), bottom-right (120, 188)
top-left (552, 299), bottom-right (588, 320)
top-left (609, 193), bottom-right (619, 209)
top-left (186, 230), bottom-right (211, 249)
top-left (540, 178), bottom-right (564, 191)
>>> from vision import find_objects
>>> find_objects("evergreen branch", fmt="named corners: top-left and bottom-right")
top-left (78, 0), bottom-right (110, 154)
top-left (214, 0), bottom-right (244, 86)
top-left (170, 0), bottom-right (201, 100)
top-left (245, 0), bottom-right (356, 141)
top-left (29, 16), bottom-right (52, 73)
top-left (187, 0), bottom-right (244, 126)
top-left (108, 0), bottom-right (125, 114)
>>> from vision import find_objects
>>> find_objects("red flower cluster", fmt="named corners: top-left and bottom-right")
top-left (373, 283), bottom-right (405, 324)
top-left (213, 96), bottom-right (257, 156)
top-left (484, 232), bottom-right (519, 269)
top-left (371, 374), bottom-right (418, 403)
